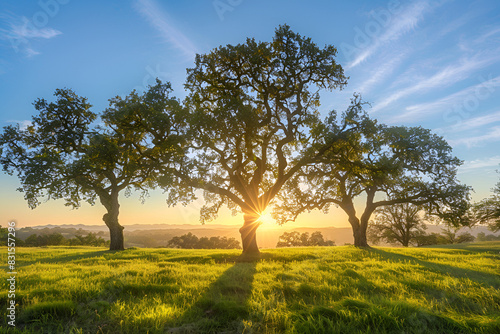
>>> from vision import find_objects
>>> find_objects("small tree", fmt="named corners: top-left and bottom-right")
top-left (440, 228), bottom-right (475, 244)
top-left (474, 170), bottom-right (500, 232)
top-left (276, 231), bottom-right (302, 247)
top-left (167, 232), bottom-right (199, 249)
top-left (367, 203), bottom-right (428, 247)
top-left (276, 231), bottom-right (334, 247)
top-left (0, 81), bottom-right (186, 250)
top-left (414, 233), bottom-right (445, 247)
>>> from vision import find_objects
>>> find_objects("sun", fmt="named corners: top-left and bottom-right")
top-left (256, 208), bottom-right (275, 226)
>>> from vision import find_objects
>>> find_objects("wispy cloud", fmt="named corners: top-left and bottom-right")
top-left (0, 14), bottom-right (61, 57)
top-left (347, 1), bottom-right (429, 69)
top-left (395, 75), bottom-right (500, 122)
top-left (355, 51), bottom-right (408, 94)
top-left (449, 126), bottom-right (500, 147)
top-left (435, 110), bottom-right (500, 135)
top-left (134, 0), bottom-right (198, 60)
top-left (373, 53), bottom-right (500, 115)
top-left (460, 156), bottom-right (500, 172)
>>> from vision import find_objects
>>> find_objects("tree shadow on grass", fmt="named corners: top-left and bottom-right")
top-left (370, 248), bottom-right (500, 288)
top-left (166, 261), bottom-right (258, 334)
top-left (18, 249), bottom-right (112, 266)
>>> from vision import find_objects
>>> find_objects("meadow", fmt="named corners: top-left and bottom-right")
top-left (1, 242), bottom-right (499, 333)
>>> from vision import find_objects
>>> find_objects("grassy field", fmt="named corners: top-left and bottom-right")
top-left (1, 242), bottom-right (499, 333)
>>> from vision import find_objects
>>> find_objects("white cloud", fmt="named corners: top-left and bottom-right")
top-left (9, 17), bottom-right (61, 39)
top-left (373, 53), bottom-right (500, 115)
top-left (355, 51), bottom-right (408, 94)
top-left (347, 1), bottom-right (429, 69)
top-left (134, 0), bottom-right (198, 60)
top-left (396, 75), bottom-right (500, 122)
top-left (434, 110), bottom-right (500, 135)
top-left (449, 126), bottom-right (500, 147)
top-left (0, 14), bottom-right (62, 57)
top-left (459, 156), bottom-right (500, 172)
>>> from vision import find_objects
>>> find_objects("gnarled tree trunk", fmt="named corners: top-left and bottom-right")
top-left (239, 213), bottom-right (260, 254)
top-left (343, 202), bottom-right (370, 248)
top-left (349, 216), bottom-right (369, 247)
top-left (99, 190), bottom-right (124, 251)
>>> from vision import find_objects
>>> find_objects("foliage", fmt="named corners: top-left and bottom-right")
top-left (275, 112), bottom-right (471, 247)
top-left (166, 232), bottom-right (241, 249)
top-left (440, 228), bottom-right (475, 244)
top-left (414, 229), bottom-right (475, 247)
top-left (414, 232), bottom-right (447, 247)
top-left (0, 81), bottom-right (186, 250)
top-left (23, 232), bottom-right (108, 247)
top-left (474, 169), bottom-right (500, 231)
top-left (171, 24), bottom-right (350, 252)
top-left (367, 203), bottom-right (428, 247)
top-left (1, 244), bottom-right (499, 333)
top-left (276, 231), bottom-right (335, 247)
top-left (476, 232), bottom-right (500, 241)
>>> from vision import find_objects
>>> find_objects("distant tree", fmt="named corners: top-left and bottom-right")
top-left (299, 232), bottom-right (310, 246)
top-left (22, 231), bottom-right (108, 247)
top-left (275, 118), bottom-right (471, 247)
top-left (167, 232), bottom-right (200, 249)
top-left (309, 231), bottom-right (335, 246)
top-left (414, 233), bottom-right (445, 247)
top-left (0, 81), bottom-right (186, 251)
top-left (474, 170), bottom-right (500, 232)
top-left (276, 231), bottom-right (302, 247)
top-left (0, 225), bottom-right (8, 243)
top-left (166, 233), bottom-right (241, 249)
top-left (276, 231), bottom-right (334, 247)
top-left (367, 203), bottom-right (428, 247)
top-left (25, 234), bottom-right (41, 247)
top-left (440, 228), bottom-right (475, 244)
top-left (476, 232), bottom-right (500, 241)
top-left (46, 233), bottom-right (66, 246)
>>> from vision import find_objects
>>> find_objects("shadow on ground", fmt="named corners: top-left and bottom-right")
top-left (166, 261), bottom-right (257, 333)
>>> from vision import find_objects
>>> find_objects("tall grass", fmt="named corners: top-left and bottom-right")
top-left (0, 242), bottom-right (499, 333)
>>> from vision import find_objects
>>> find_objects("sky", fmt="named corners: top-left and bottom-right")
top-left (1, 0), bottom-right (500, 229)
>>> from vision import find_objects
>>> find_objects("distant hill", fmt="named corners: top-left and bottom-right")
top-left (22, 223), bottom-right (499, 249)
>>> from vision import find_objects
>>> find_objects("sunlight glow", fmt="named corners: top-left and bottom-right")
top-left (256, 208), bottom-right (275, 225)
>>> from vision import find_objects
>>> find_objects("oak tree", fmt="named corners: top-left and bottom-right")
top-left (474, 170), bottom-right (500, 232)
top-left (177, 25), bottom-right (349, 253)
top-left (275, 116), bottom-right (471, 247)
top-left (367, 203), bottom-right (427, 247)
top-left (0, 81), bottom-right (185, 250)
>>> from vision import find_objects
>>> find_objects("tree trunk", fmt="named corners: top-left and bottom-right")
top-left (239, 213), bottom-right (260, 254)
top-left (100, 191), bottom-right (125, 251)
top-left (344, 205), bottom-right (370, 248)
top-left (352, 222), bottom-right (369, 247)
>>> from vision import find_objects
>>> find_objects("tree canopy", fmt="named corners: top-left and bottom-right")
top-left (0, 81), bottom-right (186, 250)
top-left (367, 203), bottom-right (427, 247)
top-left (474, 170), bottom-right (500, 232)
top-left (274, 112), bottom-right (471, 247)
top-left (171, 24), bottom-right (350, 253)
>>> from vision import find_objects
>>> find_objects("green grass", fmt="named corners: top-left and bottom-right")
top-left (1, 242), bottom-right (499, 333)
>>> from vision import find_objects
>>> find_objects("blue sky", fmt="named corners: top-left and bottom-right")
top-left (1, 0), bottom-right (500, 228)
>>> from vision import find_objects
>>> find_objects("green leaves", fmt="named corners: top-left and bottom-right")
top-left (183, 24), bottom-right (349, 219)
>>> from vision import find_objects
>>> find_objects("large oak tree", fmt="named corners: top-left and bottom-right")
top-left (175, 25), bottom-right (352, 253)
top-left (274, 113), bottom-right (471, 247)
top-left (0, 81), bottom-right (185, 250)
